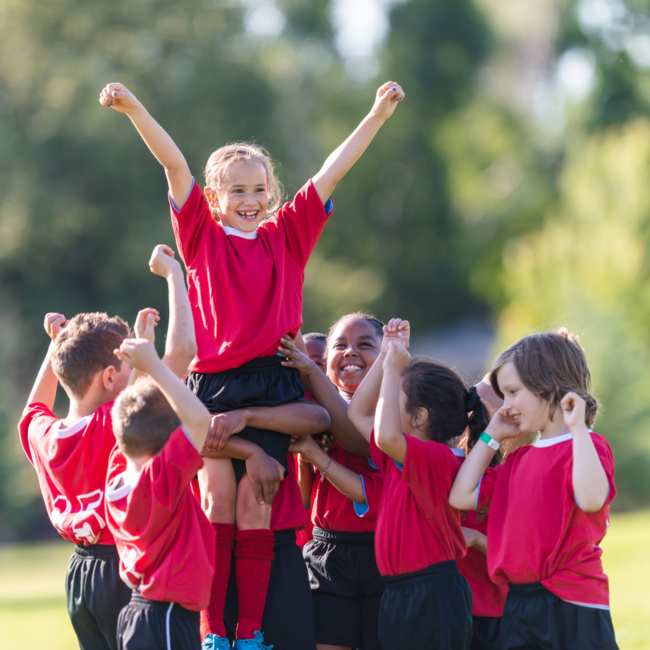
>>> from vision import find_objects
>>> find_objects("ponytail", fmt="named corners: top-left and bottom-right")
top-left (459, 387), bottom-right (500, 466)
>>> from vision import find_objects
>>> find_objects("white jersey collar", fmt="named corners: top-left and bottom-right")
top-left (223, 225), bottom-right (258, 240)
top-left (533, 432), bottom-right (574, 448)
top-left (52, 415), bottom-right (93, 440)
top-left (451, 447), bottom-right (466, 457)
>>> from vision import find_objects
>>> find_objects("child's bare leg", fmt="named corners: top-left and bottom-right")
top-left (233, 472), bottom-right (275, 641)
top-left (198, 458), bottom-right (236, 640)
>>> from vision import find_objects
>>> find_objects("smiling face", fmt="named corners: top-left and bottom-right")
top-left (207, 159), bottom-right (269, 233)
top-left (495, 361), bottom-right (551, 434)
top-left (326, 318), bottom-right (382, 399)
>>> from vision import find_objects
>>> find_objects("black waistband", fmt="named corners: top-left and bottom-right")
top-left (312, 526), bottom-right (375, 545)
top-left (274, 530), bottom-right (297, 546)
top-left (192, 355), bottom-right (287, 376)
top-left (382, 560), bottom-right (460, 586)
top-left (74, 544), bottom-right (119, 559)
top-left (508, 582), bottom-right (550, 596)
top-left (130, 591), bottom-right (200, 619)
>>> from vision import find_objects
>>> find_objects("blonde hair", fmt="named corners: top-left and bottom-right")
top-left (204, 142), bottom-right (284, 219)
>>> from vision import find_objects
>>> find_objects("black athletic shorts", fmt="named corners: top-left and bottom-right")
top-left (304, 527), bottom-right (384, 650)
top-left (66, 544), bottom-right (132, 650)
top-left (501, 582), bottom-right (619, 650)
top-left (187, 355), bottom-right (304, 480)
top-left (380, 560), bottom-right (473, 650)
top-left (472, 615), bottom-right (502, 650)
top-left (116, 591), bottom-right (200, 650)
top-left (224, 530), bottom-right (316, 650)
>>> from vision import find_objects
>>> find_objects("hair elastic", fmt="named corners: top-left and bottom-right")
top-left (465, 385), bottom-right (480, 413)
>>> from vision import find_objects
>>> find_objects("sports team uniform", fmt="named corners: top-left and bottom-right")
top-left (170, 179), bottom-right (334, 479)
top-left (476, 432), bottom-right (619, 650)
top-left (18, 402), bottom-right (131, 650)
top-left (369, 432), bottom-right (473, 649)
top-left (302, 442), bottom-right (384, 650)
top-left (457, 449), bottom-right (507, 650)
top-left (222, 454), bottom-right (318, 650)
top-left (171, 178), bottom-right (332, 644)
top-left (105, 428), bottom-right (216, 650)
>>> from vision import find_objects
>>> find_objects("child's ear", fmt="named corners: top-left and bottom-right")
top-left (412, 407), bottom-right (429, 430)
top-left (204, 187), bottom-right (222, 219)
top-left (103, 365), bottom-right (117, 392)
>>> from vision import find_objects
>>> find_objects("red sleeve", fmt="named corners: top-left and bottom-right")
top-left (401, 437), bottom-right (456, 518)
top-left (18, 403), bottom-right (58, 465)
top-left (356, 472), bottom-right (384, 519)
top-left (369, 430), bottom-right (391, 474)
top-left (592, 433), bottom-right (616, 508)
top-left (261, 180), bottom-right (332, 269)
top-left (169, 180), bottom-right (215, 267)
top-left (476, 466), bottom-right (502, 510)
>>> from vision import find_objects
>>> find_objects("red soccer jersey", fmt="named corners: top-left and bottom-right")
top-left (477, 432), bottom-right (616, 609)
top-left (270, 453), bottom-right (309, 532)
top-left (170, 180), bottom-right (333, 374)
top-left (370, 432), bottom-right (467, 576)
top-left (311, 443), bottom-right (381, 533)
top-left (457, 449), bottom-right (507, 617)
top-left (105, 429), bottom-right (216, 611)
top-left (18, 402), bottom-right (117, 546)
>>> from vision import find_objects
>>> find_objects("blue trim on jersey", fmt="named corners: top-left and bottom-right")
top-left (324, 196), bottom-right (334, 215)
top-left (170, 178), bottom-right (195, 213)
top-left (182, 426), bottom-right (200, 452)
top-left (574, 485), bottom-right (610, 512)
top-left (393, 459), bottom-right (403, 471)
top-left (353, 475), bottom-right (370, 517)
top-left (368, 457), bottom-right (379, 470)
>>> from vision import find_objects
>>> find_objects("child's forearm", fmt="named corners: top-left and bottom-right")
top-left (304, 368), bottom-right (370, 456)
top-left (162, 268), bottom-right (197, 379)
top-left (312, 114), bottom-right (385, 203)
top-left (305, 445), bottom-right (366, 504)
top-left (449, 443), bottom-right (496, 510)
top-left (244, 402), bottom-right (330, 437)
top-left (297, 461), bottom-right (315, 509)
top-left (27, 345), bottom-right (58, 409)
top-left (125, 105), bottom-right (193, 206)
top-left (348, 352), bottom-right (386, 441)
top-left (572, 425), bottom-right (609, 512)
top-left (202, 435), bottom-right (263, 461)
top-left (375, 367), bottom-right (407, 464)
top-left (147, 358), bottom-right (210, 450)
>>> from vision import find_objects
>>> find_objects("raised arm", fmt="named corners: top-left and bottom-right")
top-left (149, 245), bottom-right (197, 378)
top-left (290, 435), bottom-right (366, 504)
top-left (279, 336), bottom-right (370, 456)
top-left (114, 339), bottom-right (210, 451)
top-left (99, 83), bottom-right (193, 208)
top-left (312, 81), bottom-right (405, 204)
top-left (449, 407), bottom-right (519, 510)
top-left (563, 393), bottom-right (610, 513)
top-left (26, 313), bottom-right (67, 409)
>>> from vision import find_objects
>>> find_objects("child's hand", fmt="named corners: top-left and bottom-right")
top-left (485, 406), bottom-right (522, 442)
top-left (381, 318), bottom-right (410, 354)
top-left (462, 527), bottom-right (487, 555)
top-left (278, 336), bottom-right (317, 377)
top-left (369, 81), bottom-right (405, 121)
top-left (98, 83), bottom-right (142, 115)
top-left (114, 338), bottom-right (160, 373)
top-left (561, 392), bottom-right (587, 431)
top-left (149, 244), bottom-right (181, 278)
top-left (288, 434), bottom-right (320, 463)
top-left (134, 308), bottom-right (160, 343)
top-left (245, 448), bottom-right (285, 507)
top-left (316, 432), bottom-right (335, 454)
top-left (44, 313), bottom-right (68, 341)
top-left (383, 340), bottom-right (411, 373)
top-left (204, 411), bottom-right (247, 452)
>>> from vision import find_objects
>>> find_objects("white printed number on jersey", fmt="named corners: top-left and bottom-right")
top-left (52, 490), bottom-right (106, 545)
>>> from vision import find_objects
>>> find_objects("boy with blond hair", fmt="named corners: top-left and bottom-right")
top-left (18, 245), bottom-right (196, 650)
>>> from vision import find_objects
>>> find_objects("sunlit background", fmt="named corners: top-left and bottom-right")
top-left (1, 0), bottom-right (650, 645)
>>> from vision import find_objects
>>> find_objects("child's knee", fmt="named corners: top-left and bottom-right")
top-left (235, 474), bottom-right (272, 529)
top-left (198, 458), bottom-right (236, 523)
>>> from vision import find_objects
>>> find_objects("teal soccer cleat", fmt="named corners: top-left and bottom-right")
top-left (202, 634), bottom-right (231, 650)
top-left (233, 631), bottom-right (273, 649)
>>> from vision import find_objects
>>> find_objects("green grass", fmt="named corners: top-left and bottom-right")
top-left (0, 511), bottom-right (648, 649)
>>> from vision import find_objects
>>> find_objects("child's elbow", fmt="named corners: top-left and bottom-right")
top-left (313, 406), bottom-right (331, 432)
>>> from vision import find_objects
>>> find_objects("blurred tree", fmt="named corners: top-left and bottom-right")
top-left (494, 119), bottom-right (650, 509)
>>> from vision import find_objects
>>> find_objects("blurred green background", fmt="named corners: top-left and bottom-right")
top-left (0, 0), bottom-right (649, 539)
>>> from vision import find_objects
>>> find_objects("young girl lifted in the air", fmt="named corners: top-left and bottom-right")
top-left (100, 80), bottom-right (404, 650)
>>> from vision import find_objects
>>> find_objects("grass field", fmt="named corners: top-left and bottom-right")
top-left (0, 510), bottom-right (649, 649)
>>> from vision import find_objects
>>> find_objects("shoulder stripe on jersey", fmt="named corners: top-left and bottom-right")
top-left (52, 415), bottom-right (93, 440)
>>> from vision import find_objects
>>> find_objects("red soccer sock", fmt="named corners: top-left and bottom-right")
top-left (200, 523), bottom-right (235, 640)
top-left (234, 528), bottom-right (275, 640)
